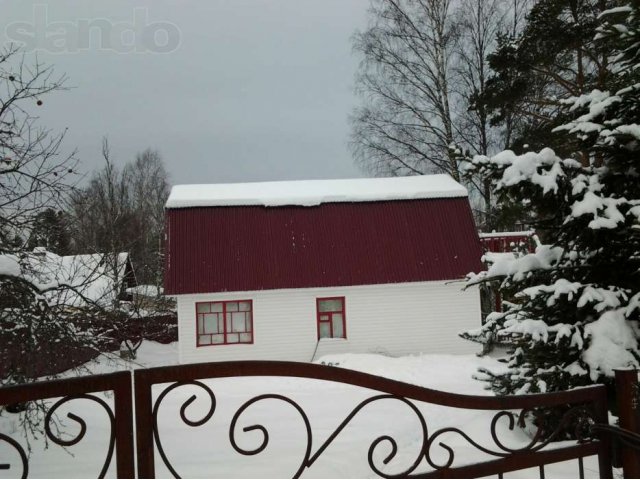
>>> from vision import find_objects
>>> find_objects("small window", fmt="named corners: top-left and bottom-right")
top-left (196, 300), bottom-right (253, 347)
top-left (316, 297), bottom-right (346, 339)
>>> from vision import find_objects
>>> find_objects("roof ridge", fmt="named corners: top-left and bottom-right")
top-left (166, 174), bottom-right (468, 209)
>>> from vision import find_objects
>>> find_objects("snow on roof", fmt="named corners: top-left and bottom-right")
top-left (0, 249), bottom-right (131, 308)
top-left (126, 284), bottom-right (163, 297)
top-left (478, 230), bottom-right (535, 238)
top-left (165, 174), bottom-right (468, 209)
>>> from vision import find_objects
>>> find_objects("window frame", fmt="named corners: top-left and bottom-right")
top-left (195, 299), bottom-right (254, 347)
top-left (316, 296), bottom-right (346, 340)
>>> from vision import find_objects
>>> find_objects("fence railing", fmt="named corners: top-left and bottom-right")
top-left (8, 362), bottom-right (640, 478)
top-left (0, 371), bottom-right (134, 478)
top-left (133, 361), bottom-right (611, 479)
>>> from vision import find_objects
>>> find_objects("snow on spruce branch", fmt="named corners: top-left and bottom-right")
top-left (465, 144), bottom-right (635, 231)
top-left (463, 148), bottom-right (579, 195)
top-left (583, 308), bottom-right (640, 379)
top-left (569, 190), bottom-right (626, 229)
top-left (554, 90), bottom-right (621, 136)
top-left (468, 244), bottom-right (563, 284)
top-left (475, 303), bottom-right (639, 382)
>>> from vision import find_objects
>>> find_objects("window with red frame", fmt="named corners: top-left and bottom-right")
top-left (316, 297), bottom-right (346, 339)
top-left (196, 300), bottom-right (253, 346)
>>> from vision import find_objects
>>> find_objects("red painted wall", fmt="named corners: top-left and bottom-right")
top-left (165, 198), bottom-right (483, 295)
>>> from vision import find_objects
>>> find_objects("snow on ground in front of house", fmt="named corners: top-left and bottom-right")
top-left (0, 342), bottom-right (604, 478)
top-left (70, 340), bottom-right (180, 375)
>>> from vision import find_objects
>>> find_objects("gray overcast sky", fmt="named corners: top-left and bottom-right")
top-left (0, 0), bottom-right (370, 185)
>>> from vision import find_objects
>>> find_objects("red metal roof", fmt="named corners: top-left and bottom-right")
top-left (165, 198), bottom-right (483, 295)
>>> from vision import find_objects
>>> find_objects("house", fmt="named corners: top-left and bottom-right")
top-left (164, 175), bottom-right (484, 363)
top-left (0, 247), bottom-right (136, 309)
top-left (126, 284), bottom-right (177, 315)
top-left (0, 248), bottom-right (138, 379)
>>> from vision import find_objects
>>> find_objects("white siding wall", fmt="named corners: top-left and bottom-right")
top-left (177, 280), bottom-right (480, 364)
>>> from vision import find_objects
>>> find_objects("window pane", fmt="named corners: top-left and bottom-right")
top-left (332, 314), bottom-right (344, 338)
top-left (203, 314), bottom-right (219, 333)
top-left (318, 299), bottom-right (343, 312)
top-left (320, 314), bottom-right (329, 322)
top-left (227, 333), bottom-right (239, 343)
top-left (232, 312), bottom-right (247, 332)
top-left (211, 302), bottom-right (223, 313)
top-left (319, 322), bottom-right (331, 339)
top-left (198, 300), bottom-right (252, 346)
top-left (226, 302), bottom-right (238, 312)
top-left (197, 303), bottom-right (210, 314)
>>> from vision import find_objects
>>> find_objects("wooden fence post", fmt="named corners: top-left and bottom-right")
top-left (615, 368), bottom-right (640, 479)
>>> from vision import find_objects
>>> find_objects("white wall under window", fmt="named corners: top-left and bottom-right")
top-left (176, 280), bottom-right (481, 364)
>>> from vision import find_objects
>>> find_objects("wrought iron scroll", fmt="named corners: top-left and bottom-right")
top-left (152, 381), bottom-right (217, 479)
top-left (229, 394), bottom-right (428, 478)
top-left (150, 383), bottom-right (601, 479)
top-left (423, 406), bottom-right (596, 472)
top-left (0, 371), bottom-right (132, 479)
top-left (137, 361), bottom-right (610, 478)
top-left (0, 394), bottom-right (116, 479)
top-left (44, 394), bottom-right (116, 479)
top-left (0, 433), bottom-right (28, 479)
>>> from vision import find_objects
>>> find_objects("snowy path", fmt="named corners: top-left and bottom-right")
top-left (0, 343), bottom-right (605, 478)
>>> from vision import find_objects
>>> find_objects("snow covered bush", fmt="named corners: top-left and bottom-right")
top-left (461, 4), bottom-right (640, 396)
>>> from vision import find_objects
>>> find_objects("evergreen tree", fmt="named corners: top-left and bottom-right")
top-left (26, 208), bottom-right (71, 255)
top-left (461, 3), bottom-right (640, 396)
top-left (479, 0), bottom-right (614, 155)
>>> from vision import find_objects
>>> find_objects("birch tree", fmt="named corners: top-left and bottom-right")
top-left (452, 0), bottom-right (509, 216)
top-left (351, 0), bottom-right (460, 179)
top-left (351, 0), bottom-right (512, 226)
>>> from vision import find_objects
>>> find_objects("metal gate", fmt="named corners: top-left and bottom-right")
top-left (2, 361), bottom-right (637, 478)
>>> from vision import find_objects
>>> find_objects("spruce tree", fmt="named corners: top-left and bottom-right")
top-left (480, 0), bottom-right (613, 155)
top-left (26, 208), bottom-right (71, 255)
top-left (462, 3), bottom-right (640, 396)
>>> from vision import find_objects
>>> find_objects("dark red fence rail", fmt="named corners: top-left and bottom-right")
top-left (0, 371), bottom-right (134, 478)
top-left (134, 361), bottom-right (612, 479)
top-left (0, 362), bottom-right (625, 478)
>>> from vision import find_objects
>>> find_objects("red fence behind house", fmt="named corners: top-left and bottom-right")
top-left (479, 232), bottom-right (536, 254)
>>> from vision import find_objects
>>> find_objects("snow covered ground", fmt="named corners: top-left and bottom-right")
top-left (0, 342), bottom-right (605, 478)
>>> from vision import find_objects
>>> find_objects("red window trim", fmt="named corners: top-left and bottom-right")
top-left (316, 296), bottom-right (346, 340)
top-left (195, 299), bottom-right (254, 347)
